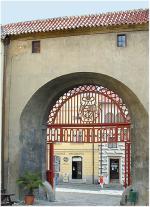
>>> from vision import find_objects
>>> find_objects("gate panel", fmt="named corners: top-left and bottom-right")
top-left (46, 143), bottom-right (54, 188)
top-left (47, 125), bottom-right (130, 143)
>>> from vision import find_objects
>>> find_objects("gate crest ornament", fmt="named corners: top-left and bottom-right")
top-left (79, 95), bottom-right (98, 123)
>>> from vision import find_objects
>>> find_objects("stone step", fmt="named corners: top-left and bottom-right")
top-left (70, 179), bottom-right (87, 184)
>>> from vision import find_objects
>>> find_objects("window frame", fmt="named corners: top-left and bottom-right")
top-left (108, 142), bottom-right (117, 149)
top-left (117, 34), bottom-right (126, 47)
top-left (32, 40), bottom-right (40, 53)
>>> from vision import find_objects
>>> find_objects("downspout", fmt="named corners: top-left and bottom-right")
top-left (1, 39), bottom-right (5, 190)
top-left (92, 142), bottom-right (94, 184)
top-left (92, 127), bottom-right (95, 184)
top-left (1, 36), bottom-right (10, 190)
top-left (100, 143), bottom-right (102, 175)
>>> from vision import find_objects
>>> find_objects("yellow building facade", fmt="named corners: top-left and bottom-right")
top-left (54, 143), bottom-right (99, 184)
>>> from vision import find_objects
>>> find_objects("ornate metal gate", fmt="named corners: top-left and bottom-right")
top-left (46, 85), bottom-right (131, 188)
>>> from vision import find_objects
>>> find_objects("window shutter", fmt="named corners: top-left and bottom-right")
top-left (32, 41), bottom-right (40, 53)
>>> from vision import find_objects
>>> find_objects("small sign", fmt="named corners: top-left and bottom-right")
top-left (72, 157), bottom-right (82, 161)
top-left (54, 156), bottom-right (60, 173)
top-left (63, 157), bottom-right (69, 162)
top-left (63, 173), bottom-right (69, 182)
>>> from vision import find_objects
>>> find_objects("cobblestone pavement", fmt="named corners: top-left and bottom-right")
top-left (34, 193), bottom-right (122, 206)
top-left (57, 182), bottom-right (124, 191)
top-left (15, 183), bottom-right (123, 206)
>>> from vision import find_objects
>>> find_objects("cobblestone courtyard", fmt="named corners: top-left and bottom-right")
top-left (17, 183), bottom-right (123, 206)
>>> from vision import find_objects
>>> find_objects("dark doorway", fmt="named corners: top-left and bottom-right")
top-left (72, 157), bottom-right (82, 179)
top-left (110, 159), bottom-right (119, 182)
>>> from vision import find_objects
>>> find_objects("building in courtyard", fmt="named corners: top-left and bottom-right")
top-left (54, 142), bottom-right (126, 185)
top-left (1, 8), bottom-right (149, 205)
top-left (54, 143), bottom-right (99, 184)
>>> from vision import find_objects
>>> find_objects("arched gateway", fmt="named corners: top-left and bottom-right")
top-left (46, 85), bottom-right (131, 188)
top-left (19, 72), bottom-right (148, 204)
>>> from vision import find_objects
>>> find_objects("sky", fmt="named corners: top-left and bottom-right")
top-left (1, 0), bottom-right (149, 25)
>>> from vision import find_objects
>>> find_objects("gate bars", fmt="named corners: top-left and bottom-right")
top-left (47, 85), bottom-right (131, 125)
top-left (46, 85), bottom-right (131, 189)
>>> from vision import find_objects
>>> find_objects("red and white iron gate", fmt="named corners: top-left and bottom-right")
top-left (46, 85), bottom-right (131, 188)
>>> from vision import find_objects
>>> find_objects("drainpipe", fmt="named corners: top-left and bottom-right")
top-left (1, 36), bottom-right (10, 190)
top-left (50, 143), bottom-right (54, 188)
top-left (92, 127), bottom-right (95, 184)
top-left (99, 108), bottom-right (103, 176)
top-left (92, 142), bottom-right (94, 184)
top-left (1, 39), bottom-right (5, 190)
top-left (100, 143), bottom-right (102, 174)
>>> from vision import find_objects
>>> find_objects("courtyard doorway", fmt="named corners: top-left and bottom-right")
top-left (110, 158), bottom-right (119, 182)
top-left (72, 156), bottom-right (82, 179)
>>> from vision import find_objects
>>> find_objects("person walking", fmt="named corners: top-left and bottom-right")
top-left (99, 175), bottom-right (104, 189)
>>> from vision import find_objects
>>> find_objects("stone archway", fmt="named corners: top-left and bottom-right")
top-left (20, 72), bottom-right (148, 205)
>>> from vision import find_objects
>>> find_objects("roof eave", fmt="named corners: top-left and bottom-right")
top-left (2, 22), bottom-right (148, 41)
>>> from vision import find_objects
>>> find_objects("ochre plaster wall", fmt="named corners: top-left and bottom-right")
top-left (54, 143), bottom-right (99, 183)
top-left (4, 29), bottom-right (149, 205)
top-left (7, 30), bottom-right (148, 118)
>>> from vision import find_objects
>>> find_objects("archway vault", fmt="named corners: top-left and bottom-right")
top-left (20, 72), bottom-right (148, 205)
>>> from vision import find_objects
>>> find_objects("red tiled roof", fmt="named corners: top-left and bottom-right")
top-left (1, 9), bottom-right (149, 38)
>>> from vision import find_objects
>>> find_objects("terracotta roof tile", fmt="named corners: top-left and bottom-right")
top-left (1, 9), bottom-right (149, 38)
